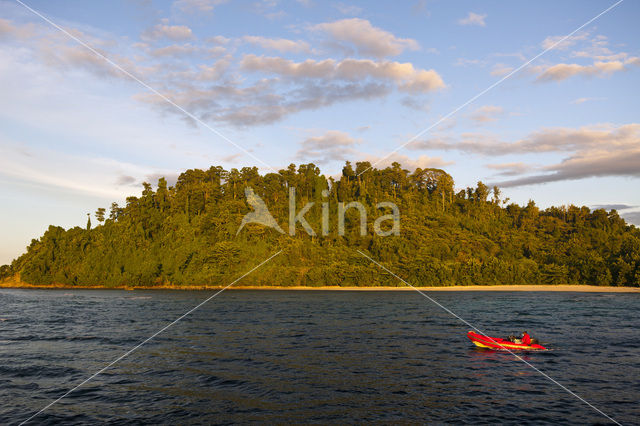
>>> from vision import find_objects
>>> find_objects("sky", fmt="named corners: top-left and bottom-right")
top-left (1, 0), bottom-right (639, 264)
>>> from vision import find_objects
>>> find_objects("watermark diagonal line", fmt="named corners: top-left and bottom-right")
top-left (19, 249), bottom-right (282, 426)
top-left (13, 0), bottom-right (278, 174)
top-left (358, 0), bottom-right (624, 177)
top-left (357, 250), bottom-right (621, 425)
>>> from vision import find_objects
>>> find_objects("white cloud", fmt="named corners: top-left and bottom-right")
top-left (410, 124), bottom-right (640, 186)
top-left (242, 35), bottom-right (310, 53)
top-left (38, 40), bottom-right (157, 81)
top-left (486, 162), bottom-right (533, 177)
top-left (194, 58), bottom-right (232, 80)
top-left (312, 18), bottom-right (419, 58)
top-left (136, 78), bottom-right (391, 127)
top-left (591, 204), bottom-right (637, 212)
top-left (412, 124), bottom-right (639, 155)
top-left (219, 153), bottom-right (244, 163)
top-left (534, 31), bottom-right (640, 82)
top-left (174, 0), bottom-right (228, 13)
top-left (490, 64), bottom-right (514, 77)
top-left (295, 131), bottom-right (453, 170)
top-left (536, 60), bottom-right (626, 82)
top-left (412, 0), bottom-right (430, 16)
top-left (469, 105), bottom-right (503, 123)
top-left (458, 12), bottom-right (486, 27)
top-left (149, 43), bottom-right (198, 57)
top-left (240, 55), bottom-right (445, 93)
top-left (207, 35), bottom-right (230, 45)
top-left (0, 17), bottom-right (36, 39)
top-left (0, 16), bottom-right (443, 128)
top-left (0, 41), bottom-right (232, 184)
top-left (571, 97), bottom-right (605, 105)
top-left (296, 130), bottom-right (361, 163)
top-left (498, 148), bottom-right (640, 187)
top-left (621, 210), bottom-right (640, 226)
top-left (542, 32), bottom-right (630, 63)
top-left (455, 58), bottom-right (486, 67)
top-left (0, 140), bottom-right (156, 199)
top-left (0, 18), bottom-right (13, 36)
top-left (142, 19), bottom-right (194, 42)
top-left (541, 32), bottom-right (589, 50)
top-left (400, 96), bottom-right (429, 111)
top-left (363, 153), bottom-right (453, 170)
top-left (333, 3), bottom-right (363, 15)
top-left (302, 130), bottom-right (360, 149)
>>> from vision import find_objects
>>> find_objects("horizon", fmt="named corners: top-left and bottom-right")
top-left (1, 0), bottom-right (640, 264)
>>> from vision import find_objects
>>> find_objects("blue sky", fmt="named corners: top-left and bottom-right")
top-left (1, 0), bottom-right (639, 264)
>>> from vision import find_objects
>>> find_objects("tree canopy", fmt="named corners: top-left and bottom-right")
top-left (2, 162), bottom-right (639, 287)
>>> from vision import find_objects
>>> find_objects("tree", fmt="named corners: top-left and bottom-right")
top-left (109, 202), bottom-right (120, 221)
top-left (95, 208), bottom-right (106, 224)
top-left (436, 172), bottom-right (454, 212)
top-left (475, 181), bottom-right (489, 203)
top-left (86, 213), bottom-right (91, 230)
top-left (491, 186), bottom-right (501, 205)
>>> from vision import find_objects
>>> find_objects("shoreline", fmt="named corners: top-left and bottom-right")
top-left (1, 282), bottom-right (639, 292)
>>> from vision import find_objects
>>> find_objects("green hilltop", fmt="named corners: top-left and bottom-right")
top-left (2, 162), bottom-right (639, 287)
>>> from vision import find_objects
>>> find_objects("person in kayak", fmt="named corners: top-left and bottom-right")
top-left (521, 331), bottom-right (531, 346)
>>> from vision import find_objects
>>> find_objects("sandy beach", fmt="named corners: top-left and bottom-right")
top-left (231, 285), bottom-right (640, 292)
top-left (1, 282), bottom-right (639, 292)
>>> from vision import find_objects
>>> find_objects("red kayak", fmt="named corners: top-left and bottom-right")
top-left (467, 331), bottom-right (547, 351)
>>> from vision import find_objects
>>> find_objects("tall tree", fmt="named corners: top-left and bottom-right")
top-left (109, 202), bottom-right (120, 221)
top-left (95, 208), bottom-right (106, 224)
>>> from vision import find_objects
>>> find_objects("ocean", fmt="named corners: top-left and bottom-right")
top-left (1, 289), bottom-right (638, 424)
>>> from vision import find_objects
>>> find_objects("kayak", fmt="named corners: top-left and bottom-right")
top-left (467, 331), bottom-right (547, 351)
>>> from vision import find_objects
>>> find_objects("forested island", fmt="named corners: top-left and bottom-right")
top-left (1, 162), bottom-right (639, 288)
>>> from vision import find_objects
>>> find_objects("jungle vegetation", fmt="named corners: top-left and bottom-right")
top-left (1, 162), bottom-right (639, 287)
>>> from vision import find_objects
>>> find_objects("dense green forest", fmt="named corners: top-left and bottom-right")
top-left (2, 162), bottom-right (639, 287)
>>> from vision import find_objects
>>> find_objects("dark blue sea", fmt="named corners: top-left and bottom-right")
top-left (1, 289), bottom-right (638, 425)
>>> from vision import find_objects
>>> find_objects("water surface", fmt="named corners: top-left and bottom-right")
top-left (1, 289), bottom-right (638, 424)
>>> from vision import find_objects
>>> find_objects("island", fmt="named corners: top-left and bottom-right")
top-left (2, 162), bottom-right (639, 289)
